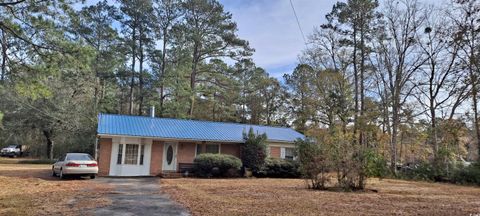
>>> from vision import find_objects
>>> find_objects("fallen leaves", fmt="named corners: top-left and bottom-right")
top-left (0, 164), bottom-right (111, 216)
top-left (161, 178), bottom-right (480, 216)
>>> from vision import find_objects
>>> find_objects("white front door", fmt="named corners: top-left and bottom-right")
top-left (162, 142), bottom-right (177, 171)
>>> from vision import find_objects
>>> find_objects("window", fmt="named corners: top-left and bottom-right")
top-left (166, 145), bottom-right (174, 165)
top-left (284, 148), bottom-right (294, 160)
top-left (66, 154), bottom-right (93, 161)
top-left (139, 144), bottom-right (145, 165)
top-left (124, 144), bottom-right (139, 165)
top-left (196, 144), bottom-right (202, 156)
top-left (196, 143), bottom-right (220, 155)
top-left (58, 155), bottom-right (66, 162)
top-left (205, 144), bottom-right (220, 154)
top-left (117, 144), bottom-right (123, 164)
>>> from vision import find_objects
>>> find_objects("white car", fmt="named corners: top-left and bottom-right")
top-left (52, 153), bottom-right (98, 179)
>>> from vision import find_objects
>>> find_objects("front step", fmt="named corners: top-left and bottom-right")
top-left (160, 172), bottom-right (183, 178)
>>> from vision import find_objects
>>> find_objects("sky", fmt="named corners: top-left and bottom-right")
top-left (81, 0), bottom-right (441, 79)
top-left (219, 0), bottom-right (338, 79)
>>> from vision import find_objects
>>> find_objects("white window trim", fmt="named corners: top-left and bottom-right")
top-left (119, 143), bottom-right (145, 166)
top-left (284, 147), bottom-right (295, 160)
top-left (280, 147), bottom-right (285, 159)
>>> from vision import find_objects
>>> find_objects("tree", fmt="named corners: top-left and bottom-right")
top-left (181, 0), bottom-right (252, 117)
top-left (115, 0), bottom-right (155, 115)
top-left (312, 69), bottom-right (352, 132)
top-left (284, 64), bottom-right (316, 132)
top-left (72, 0), bottom-right (123, 114)
top-left (323, 0), bottom-right (380, 146)
top-left (413, 7), bottom-right (462, 161)
top-left (241, 127), bottom-right (267, 173)
top-left (372, 0), bottom-right (427, 173)
top-left (449, 0), bottom-right (480, 162)
top-left (152, 0), bottom-right (183, 117)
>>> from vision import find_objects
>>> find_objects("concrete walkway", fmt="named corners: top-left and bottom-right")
top-left (94, 178), bottom-right (189, 216)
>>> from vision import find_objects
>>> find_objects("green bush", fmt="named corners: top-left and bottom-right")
top-left (364, 150), bottom-right (389, 178)
top-left (255, 157), bottom-right (301, 178)
top-left (193, 153), bottom-right (242, 178)
top-left (400, 161), bottom-right (436, 181)
top-left (399, 160), bottom-right (480, 185)
top-left (451, 163), bottom-right (480, 185)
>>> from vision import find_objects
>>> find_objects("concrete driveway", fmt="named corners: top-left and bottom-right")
top-left (94, 178), bottom-right (189, 216)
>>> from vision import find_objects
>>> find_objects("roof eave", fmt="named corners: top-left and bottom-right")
top-left (97, 133), bottom-right (300, 144)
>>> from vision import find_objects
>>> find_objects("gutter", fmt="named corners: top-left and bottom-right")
top-left (96, 133), bottom-right (301, 144)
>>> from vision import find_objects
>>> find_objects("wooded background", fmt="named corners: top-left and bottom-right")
top-left (0, 0), bottom-right (479, 171)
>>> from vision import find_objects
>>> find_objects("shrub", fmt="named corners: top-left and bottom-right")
top-left (296, 138), bottom-right (331, 189)
top-left (297, 132), bottom-right (369, 191)
top-left (364, 149), bottom-right (389, 178)
top-left (451, 163), bottom-right (480, 185)
top-left (255, 158), bottom-right (301, 178)
top-left (193, 153), bottom-right (242, 178)
top-left (399, 161), bottom-right (436, 181)
top-left (399, 160), bottom-right (480, 184)
top-left (240, 127), bottom-right (267, 173)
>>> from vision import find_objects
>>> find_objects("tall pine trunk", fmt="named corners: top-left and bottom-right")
top-left (159, 30), bottom-right (168, 117)
top-left (138, 28), bottom-right (144, 116)
top-left (189, 43), bottom-right (199, 117)
top-left (129, 26), bottom-right (136, 115)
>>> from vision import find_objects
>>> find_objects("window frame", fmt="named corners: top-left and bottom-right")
top-left (124, 144), bottom-right (139, 165)
top-left (205, 144), bottom-right (220, 154)
top-left (284, 147), bottom-right (295, 160)
top-left (139, 144), bottom-right (145, 165)
top-left (195, 143), bottom-right (221, 157)
top-left (117, 144), bottom-right (123, 165)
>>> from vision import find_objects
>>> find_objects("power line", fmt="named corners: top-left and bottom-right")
top-left (289, 0), bottom-right (307, 46)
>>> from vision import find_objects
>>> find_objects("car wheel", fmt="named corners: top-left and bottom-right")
top-left (90, 175), bottom-right (96, 179)
top-left (59, 169), bottom-right (66, 179)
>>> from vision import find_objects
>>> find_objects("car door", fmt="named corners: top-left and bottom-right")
top-left (54, 155), bottom-right (65, 172)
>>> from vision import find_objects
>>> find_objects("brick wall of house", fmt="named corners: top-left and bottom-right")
top-left (150, 140), bottom-right (164, 176)
top-left (221, 144), bottom-right (241, 157)
top-left (98, 138), bottom-right (112, 176)
top-left (177, 142), bottom-right (196, 165)
top-left (270, 146), bottom-right (281, 158)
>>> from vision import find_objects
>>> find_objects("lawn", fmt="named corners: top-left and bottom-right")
top-left (0, 158), bottom-right (111, 216)
top-left (161, 178), bottom-right (480, 216)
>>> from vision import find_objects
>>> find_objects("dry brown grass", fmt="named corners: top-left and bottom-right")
top-left (161, 178), bottom-right (480, 216)
top-left (0, 163), bottom-right (111, 216)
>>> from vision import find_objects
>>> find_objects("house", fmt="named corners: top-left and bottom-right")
top-left (96, 113), bottom-right (305, 176)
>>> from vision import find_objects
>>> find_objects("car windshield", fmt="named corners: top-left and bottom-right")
top-left (6, 145), bottom-right (17, 148)
top-left (66, 154), bottom-right (93, 161)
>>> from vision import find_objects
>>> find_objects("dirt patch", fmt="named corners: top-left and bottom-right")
top-left (0, 163), bottom-right (112, 216)
top-left (161, 178), bottom-right (480, 216)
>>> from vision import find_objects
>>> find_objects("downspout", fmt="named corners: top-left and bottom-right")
top-left (94, 136), bottom-right (99, 160)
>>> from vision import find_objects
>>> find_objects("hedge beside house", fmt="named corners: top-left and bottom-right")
top-left (255, 157), bottom-right (301, 178)
top-left (193, 153), bottom-right (242, 178)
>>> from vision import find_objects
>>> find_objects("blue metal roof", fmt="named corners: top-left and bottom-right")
top-left (97, 113), bottom-right (304, 143)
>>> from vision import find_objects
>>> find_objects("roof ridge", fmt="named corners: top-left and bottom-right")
top-left (98, 113), bottom-right (297, 130)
